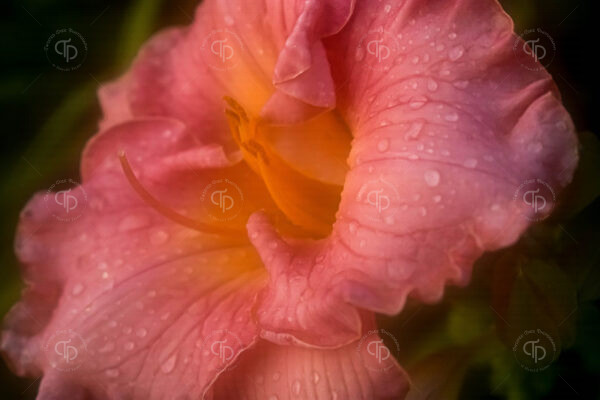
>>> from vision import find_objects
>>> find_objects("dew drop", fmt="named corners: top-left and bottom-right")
top-left (433, 195), bottom-right (442, 203)
top-left (355, 47), bottom-right (365, 61)
top-left (105, 369), bottom-right (119, 378)
top-left (424, 170), bottom-right (441, 187)
top-left (427, 79), bottom-right (438, 92)
top-left (384, 4), bottom-right (392, 13)
top-left (136, 328), bottom-right (148, 338)
top-left (348, 222), bottom-right (358, 234)
top-left (118, 214), bottom-right (150, 232)
top-left (444, 112), bottom-right (459, 122)
top-left (449, 46), bottom-right (465, 61)
top-left (377, 138), bottom-right (390, 152)
top-left (409, 96), bottom-right (428, 109)
top-left (463, 158), bottom-right (478, 168)
top-left (292, 380), bottom-right (302, 395)
top-left (404, 121), bottom-right (424, 140)
top-left (313, 371), bottom-right (321, 384)
top-left (71, 283), bottom-right (84, 296)
top-left (98, 342), bottom-right (115, 354)
top-left (161, 355), bottom-right (177, 374)
top-left (448, 32), bottom-right (457, 40)
top-left (150, 230), bottom-right (169, 245)
top-left (273, 372), bottom-right (281, 381)
top-left (124, 342), bottom-right (135, 351)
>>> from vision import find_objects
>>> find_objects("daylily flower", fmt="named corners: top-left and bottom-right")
top-left (2, 0), bottom-right (578, 399)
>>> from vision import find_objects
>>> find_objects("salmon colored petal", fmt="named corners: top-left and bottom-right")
top-left (100, 0), bottom-right (357, 137)
top-left (211, 332), bottom-right (409, 399)
top-left (2, 119), bottom-right (273, 399)
top-left (249, 0), bottom-right (578, 347)
top-left (212, 314), bottom-right (407, 399)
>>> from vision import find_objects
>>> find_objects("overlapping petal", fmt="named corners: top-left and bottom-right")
top-left (248, 0), bottom-right (578, 346)
top-left (3, 119), bottom-right (272, 399)
top-left (3, 0), bottom-right (579, 399)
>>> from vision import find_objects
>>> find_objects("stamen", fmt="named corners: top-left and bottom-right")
top-left (223, 96), bottom-right (248, 122)
top-left (118, 151), bottom-right (241, 236)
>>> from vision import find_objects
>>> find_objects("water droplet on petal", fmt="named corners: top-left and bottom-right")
top-left (118, 214), bottom-right (150, 232)
top-left (449, 46), bottom-right (465, 61)
top-left (292, 380), bottom-right (302, 395)
top-left (448, 32), bottom-right (457, 40)
top-left (444, 112), bottom-right (459, 122)
top-left (124, 342), bottom-right (135, 351)
top-left (409, 96), bottom-right (428, 109)
top-left (161, 355), bottom-right (177, 374)
top-left (71, 283), bottom-right (84, 296)
top-left (106, 369), bottom-right (119, 378)
top-left (348, 222), bottom-right (358, 234)
top-left (433, 195), bottom-right (442, 203)
top-left (313, 371), bottom-right (321, 384)
top-left (273, 372), bottom-right (281, 381)
top-left (150, 230), bottom-right (169, 245)
top-left (355, 47), bottom-right (365, 61)
top-left (377, 138), bottom-right (390, 152)
top-left (463, 158), bottom-right (478, 168)
top-left (98, 342), bottom-right (115, 354)
top-left (136, 328), bottom-right (147, 338)
top-left (404, 121), bottom-right (424, 140)
top-left (424, 170), bottom-right (441, 187)
top-left (427, 79), bottom-right (438, 92)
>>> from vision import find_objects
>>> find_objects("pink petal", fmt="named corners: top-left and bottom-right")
top-left (99, 0), bottom-right (357, 133)
top-left (211, 321), bottom-right (409, 399)
top-left (3, 119), bottom-right (271, 398)
top-left (249, 0), bottom-right (578, 347)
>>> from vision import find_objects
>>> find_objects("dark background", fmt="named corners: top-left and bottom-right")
top-left (1, 0), bottom-right (598, 399)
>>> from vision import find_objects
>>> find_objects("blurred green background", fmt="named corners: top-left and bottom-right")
top-left (0, 0), bottom-right (597, 399)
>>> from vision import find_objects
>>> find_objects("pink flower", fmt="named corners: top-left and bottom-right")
top-left (2, 0), bottom-right (577, 399)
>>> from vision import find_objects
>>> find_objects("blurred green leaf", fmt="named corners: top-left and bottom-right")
top-left (556, 131), bottom-right (600, 219)
top-left (115, 0), bottom-right (164, 71)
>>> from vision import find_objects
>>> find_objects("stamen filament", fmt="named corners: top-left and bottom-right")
top-left (118, 151), bottom-right (241, 236)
